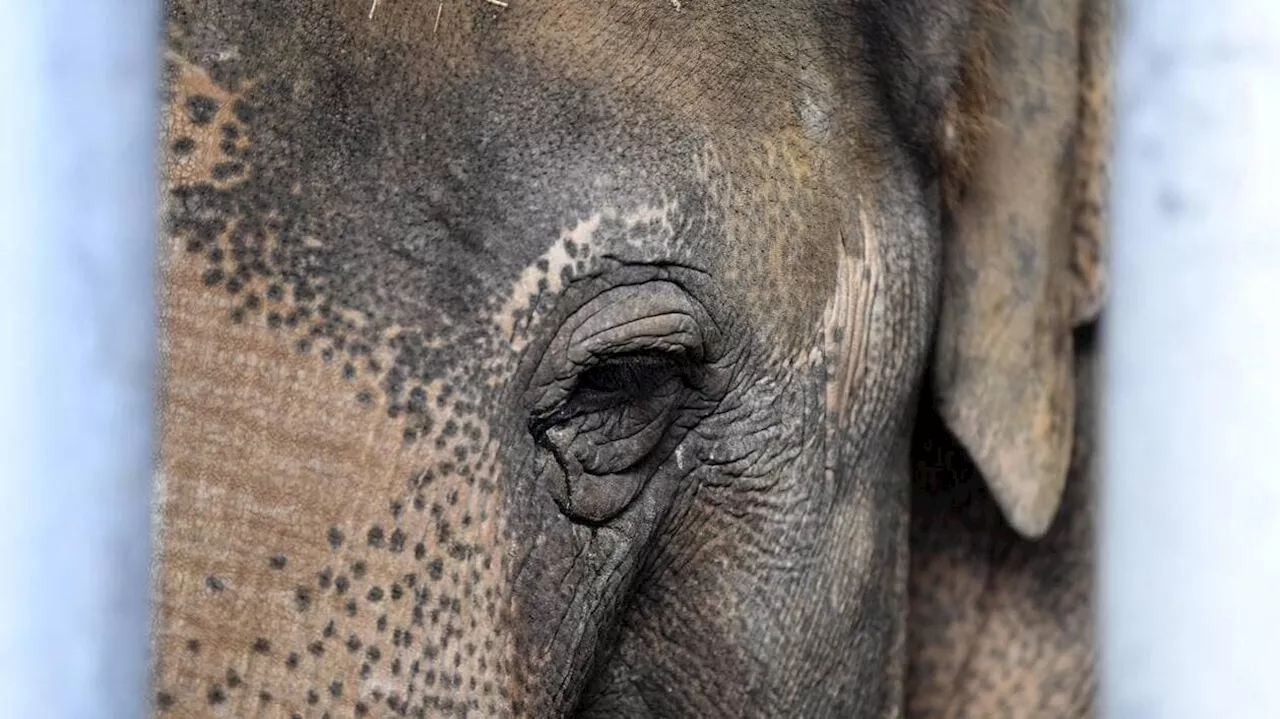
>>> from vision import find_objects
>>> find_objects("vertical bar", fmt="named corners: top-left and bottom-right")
top-left (1103, 1), bottom-right (1280, 717)
top-left (0, 0), bottom-right (162, 716)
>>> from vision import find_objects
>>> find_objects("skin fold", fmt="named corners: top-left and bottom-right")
top-left (152, 0), bottom-right (1110, 716)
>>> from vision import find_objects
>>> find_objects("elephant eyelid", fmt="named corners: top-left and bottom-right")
top-left (523, 280), bottom-right (717, 421)
top-left (574, 351), bottom-right (690, 396)
top-left (566, 312), bottom-right (705, 367)
top-left (527, 350), bottom-right (690, 439)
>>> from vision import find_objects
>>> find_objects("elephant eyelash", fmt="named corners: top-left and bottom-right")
top-left (575, 352), bottom-right (687, 397)
top-left (527, 351), bottom-right (689, 441)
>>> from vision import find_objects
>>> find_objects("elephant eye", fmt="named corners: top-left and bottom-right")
top-left (521, 278), bottom-right (727, 524)
top-left (576, 353), bottom-right (687, 399)
top-left (529, 347), bottom-right (701, 524)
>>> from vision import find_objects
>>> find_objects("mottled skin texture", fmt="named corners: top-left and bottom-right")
top-left (152, 0), bottom-right (1109, 717)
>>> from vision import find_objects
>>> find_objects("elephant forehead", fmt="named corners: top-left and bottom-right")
top-left (166, 0), bottom-right (879, 346)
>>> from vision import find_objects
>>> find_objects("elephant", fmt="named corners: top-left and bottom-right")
top-left (152, 0), bottom-right (1110, 716)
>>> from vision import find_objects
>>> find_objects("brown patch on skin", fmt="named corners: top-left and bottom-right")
top-left (163, 56), bottom-right (251, 188)
top-left (822, 216), bottom-right (878, 425)
top-left (154, 46), bottom-right (519, 715)
top-left (155, 249), bottom-right (515, 716)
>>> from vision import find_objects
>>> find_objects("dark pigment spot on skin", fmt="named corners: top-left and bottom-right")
top-left (186, 94), bottom-right (218, 125)
top-left (200, 268), bottom-right (224, 287)
top-left (211, 161), bottom-right (244, 180)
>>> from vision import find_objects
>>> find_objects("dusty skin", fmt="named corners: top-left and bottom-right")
top-left (153, 0), bottom-right (1110, 716)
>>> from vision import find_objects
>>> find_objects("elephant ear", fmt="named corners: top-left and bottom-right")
top-left (932, 0), bottom-right (1109, 538)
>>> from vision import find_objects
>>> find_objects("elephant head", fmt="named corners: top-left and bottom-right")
top-left (152, 0), bottom-right (1109, 716)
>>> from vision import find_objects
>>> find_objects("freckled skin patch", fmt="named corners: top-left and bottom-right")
top-left (153, 0), bottom-right (1103, 717)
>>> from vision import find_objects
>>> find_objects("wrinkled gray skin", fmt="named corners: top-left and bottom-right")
top-left (153, 0), bottom-right (1103, 716)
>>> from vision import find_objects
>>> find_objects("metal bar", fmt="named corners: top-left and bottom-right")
top-left (1103, 1), bottom-right (1280, 716)
top-left (0, 0), bottom-right (162, 715)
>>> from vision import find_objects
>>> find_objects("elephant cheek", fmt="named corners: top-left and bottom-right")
top-left (152, 258), bottom-right (528, 715)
